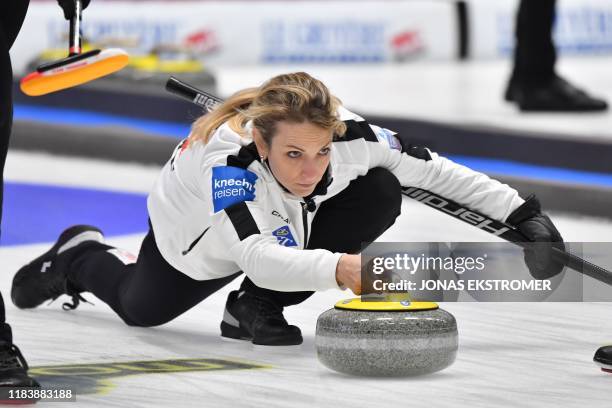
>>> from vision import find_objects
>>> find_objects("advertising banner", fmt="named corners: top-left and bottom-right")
top-left (11, 1), bottom-right (457, 73)
top-left (469, 0), bottom-right (612, 58)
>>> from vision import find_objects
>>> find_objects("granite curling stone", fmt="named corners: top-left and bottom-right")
top-left (315, 299), bottom-right (458, 376)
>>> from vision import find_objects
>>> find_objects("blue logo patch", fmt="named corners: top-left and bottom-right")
top-left (272, 226), bottom-right (298, 247)
top-left (212, 166), bottom-right (258, 212)
top-left (374, 127), bottom-right (402, 151)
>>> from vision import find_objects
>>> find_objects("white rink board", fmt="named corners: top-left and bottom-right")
top-left (10, 0), bottom-right (456, 73)
top-left (469, 0), bottom-right (612, 59)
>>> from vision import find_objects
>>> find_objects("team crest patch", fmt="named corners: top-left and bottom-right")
top-left (272, 226), bottom-right (297, 247)
top-left (212, 166), bottom-right (258, 212)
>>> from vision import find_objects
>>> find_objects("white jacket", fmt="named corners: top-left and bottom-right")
top-left (147, 107), bottom-right (524, 291)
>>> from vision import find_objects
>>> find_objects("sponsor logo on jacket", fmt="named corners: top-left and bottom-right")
top-left (212, 166), bottom-right (258, 212)
top-left (271, 210), bottom-right (289, 223)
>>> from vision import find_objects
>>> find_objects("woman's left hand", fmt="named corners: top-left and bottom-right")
top-left (507, 195), bottom-right (565, 279)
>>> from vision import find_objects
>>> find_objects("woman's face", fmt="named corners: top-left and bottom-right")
top-left (255, 120), bottom-right (333, 198)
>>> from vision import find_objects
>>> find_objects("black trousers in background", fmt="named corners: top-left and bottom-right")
top-left (0, 0), bottom-right (30, 342)
top-left (68, 167), bottom-right (403, 327)
top-left (512, 0), bottom-right (557, 84)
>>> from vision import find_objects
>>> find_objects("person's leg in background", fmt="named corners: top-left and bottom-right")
top-left (505, 0), bottom-right (608, 112)
top-left (510, 0), bottom-right (557, 88)
top-left (0, 0), bottom-right (39, 390)
top-left (224, 167), bottom-right (403, 345)
top-left (0, 0), bottom-right (30, 233)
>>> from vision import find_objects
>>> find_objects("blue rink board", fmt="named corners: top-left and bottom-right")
top-left (1, 182), bottom-right (148, 246)
top-left (14, 104), bottom-right (190, 139)
top-left (14, 104), bottom-right (612, 188)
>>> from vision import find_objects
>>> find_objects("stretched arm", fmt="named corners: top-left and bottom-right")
top-left (367, 125), bottom-right (525, 222)
top-left (213, 201), bottom-right (344, 291)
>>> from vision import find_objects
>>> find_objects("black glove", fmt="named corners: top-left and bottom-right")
top-left (506, 195), bottom-right (565, 279)
top-left (57, 0), bottom-right (91, 20)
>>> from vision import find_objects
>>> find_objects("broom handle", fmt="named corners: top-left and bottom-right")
top-left (69, 0), bottom-right (83, 55)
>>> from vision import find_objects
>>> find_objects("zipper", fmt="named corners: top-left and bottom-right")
top-left (301, 198), bottom-right (316, 248)
top-left (182, 226), bottom-right (210, 256)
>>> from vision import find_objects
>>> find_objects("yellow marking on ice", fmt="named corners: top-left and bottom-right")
top-left (30, 366), bottom-right (121, 376)
top-left (29, 357), bottom-right (272, 396)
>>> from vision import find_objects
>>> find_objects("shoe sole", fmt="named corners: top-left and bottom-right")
top-left (594, 359), bottom-right (612, 373)
top-left (220, 321), bottom-right (302, 346)
top-left (0, 398), bottom-right (40, 405)
top-left (519, 105), bottom-right (608, 112)
top-left (219, 336), bottom-right (251, 344)
top-left (56, 226), bottom-right (105, 254)
top-left (220, 321), bottom-right (251, 341)
top-left (252, 337), bottom-right (303, 346)
top-left (252, 344), bottom-right (302, 351)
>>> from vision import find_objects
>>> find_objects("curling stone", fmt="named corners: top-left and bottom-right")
top-left (315, 298), bottom-right (458, 376)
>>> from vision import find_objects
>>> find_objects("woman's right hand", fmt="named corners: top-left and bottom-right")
top-left (336, 254), bottom-right (362, 295)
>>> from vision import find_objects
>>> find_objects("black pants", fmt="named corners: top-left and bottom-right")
top-left (512, 0), bottom-right (557, 84)
top-left (68, 167), bottom-right (402, 327)
top-left (0, 0), bottom-right (30, 342)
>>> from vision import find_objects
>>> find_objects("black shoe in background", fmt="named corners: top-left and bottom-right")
top-left (221, 290), bottom-right (303, 346)
top-left (0, 342), bottom-right (40, 403)
top-left (505, 74), bottom-right (608, 112)
top-left (594, 345), bottom-right (612, 373)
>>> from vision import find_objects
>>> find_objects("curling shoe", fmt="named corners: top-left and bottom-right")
top-left (11, 225), bottom-right (105, 311)
top-left (220, 290), bottom-right (303, 346)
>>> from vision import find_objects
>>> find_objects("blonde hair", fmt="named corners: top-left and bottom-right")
top-left (189, 72), bottom-right (347, 145)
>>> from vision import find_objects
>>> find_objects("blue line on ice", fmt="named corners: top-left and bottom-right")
top-left (1, 182), bottom-right (148, 246)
